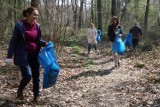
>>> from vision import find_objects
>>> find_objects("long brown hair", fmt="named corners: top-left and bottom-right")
top-left (22, 7), bottom-right (38, 17)
top-left (112, 16), bottom-right (119, 27)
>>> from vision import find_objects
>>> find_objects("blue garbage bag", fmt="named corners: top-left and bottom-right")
top-left (38, 41), bottom-right (60, 89)
top-left (96, 30), bottom-right (102, 43)
top-left (112, 36), bottom-right (126, 55)
top-left (117, 28), bottom-right (122, 35)
top-left (124, 33), bottom-right (132, 46)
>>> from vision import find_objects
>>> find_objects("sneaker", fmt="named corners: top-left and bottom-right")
top-left (33, 96), bottom-right (39, 103)
top-left (118, 61), bottom-right (120, 66)
top-left (95, 50), bottom-right (99, 54)
top-left (114, 64), bottom-right (118, 67)
top-left (16, 90), bottom-right (24, 100)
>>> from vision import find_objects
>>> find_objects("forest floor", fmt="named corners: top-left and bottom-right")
top-left (0, 36), bottom-right (160, 107)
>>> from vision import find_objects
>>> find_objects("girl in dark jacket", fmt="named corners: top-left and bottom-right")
top-left (6, 7), bottom-right (47, 102)
top-left (108, 16), bottom-right (122, 67)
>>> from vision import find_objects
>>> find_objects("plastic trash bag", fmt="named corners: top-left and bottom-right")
top-left (124, 33), bottom-right (132, 46)
top-left (117, 27), bottom-right (122, 35)
top-left (96, 30), bottom-right (102, 43)
top-left (43, 66), bottom-right (59, 88)
top-left (38, 41), bottom-right (60, 89)
top-left (112, 36), bottom-right (126, 55)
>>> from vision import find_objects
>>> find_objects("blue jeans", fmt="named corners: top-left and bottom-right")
top-left (18, 53), bottom-right (40, 96)
top-left (88, 44), bottom-right (97, 53)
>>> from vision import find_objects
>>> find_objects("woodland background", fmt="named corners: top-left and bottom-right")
top-left (0, 0), bottom-right (160, 50)
top-left (0, 0), bottom-right (160, 107)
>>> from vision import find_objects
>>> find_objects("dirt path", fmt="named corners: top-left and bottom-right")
top-left (0, 46), bottom-right (160, 107)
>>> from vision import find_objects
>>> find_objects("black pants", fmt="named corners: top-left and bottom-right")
top-left (132, 39), bottom-right (139, 48)
top-left (88, 44), bottom-right (97, 53)
top-left (18, 53), bottom-right (40, 96)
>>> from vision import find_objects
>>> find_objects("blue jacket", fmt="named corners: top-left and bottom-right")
top-left (7, 21), bottom-right (46, 66)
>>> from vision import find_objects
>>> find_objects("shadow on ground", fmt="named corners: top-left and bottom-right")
top-left (94, 58), bottom-right (113, 65)
top-left (65, 67), bottom-right (115, 81)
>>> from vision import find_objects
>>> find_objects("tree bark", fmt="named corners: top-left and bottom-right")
top-left (78, 0), bottom-right (84, 29)
top-left (71, 0), bottom-right (78, 29)
top-left (144, 0), bottom-right (150, 33)
top-left (91, 0), bottom-right (94, 23)
top-left (134, 0), bottom-right (139, 21)
top-left (31, 0), bottom-right (39, 8)
top-left (120, 0), bottom-right (131, 22)
top-left (97, 0), bottom-right (102, 31)
top-left (111, 0), bottom-right (116, 16)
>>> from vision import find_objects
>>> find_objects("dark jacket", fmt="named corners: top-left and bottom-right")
top-left (129, 25), bottom-right (142, 39)
top-left (7, 21), bottom-right (46, 66)
top-left (108, 24), bottom-right (117, 42)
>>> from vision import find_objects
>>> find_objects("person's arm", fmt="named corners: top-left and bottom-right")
top-left (7, 26), bottom-right (20, 58)
top-left (139, 28), bottom-right (142, 37)
top-left (119, 28), bottom-right (123, 34)
top-left (95, 28), bottom-right (97, 36)
top-left (38, 27), bottom-right (47, 47)
top-left (129, 27), bottom-right (133, 33)
top-left (108, 25), bottom-right (115, 37)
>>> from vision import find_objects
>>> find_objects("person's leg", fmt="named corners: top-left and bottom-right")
top-left (136, 39), bottom-right (139, 47)
top-left (93, 44), bottom-right (97, 52)
top-left (117, 54), bottom-right (120, 66)
top-left (132, 39), bottom-right (139, 49)
top-left (17, 65), bottom-right (32, 99)
top-left (110, 42), bottom-right (118, 66)
top-left (132, 39), bottom-right (136, 48)
top-left (28, 53), bottom-right (40, 102)
top-left (114, 52), bottom-right (119, 66)
top-left (88, 43), bottom-right (91, 54)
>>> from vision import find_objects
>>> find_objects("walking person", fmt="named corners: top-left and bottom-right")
top-left (129, 22), bottom-right (143, 49)
top-left (6, 7), bottom-right (47, 102)
top-left (87, 23), bottom-right (97, 55)
top-left (108, 16), bottom-right (122, 67)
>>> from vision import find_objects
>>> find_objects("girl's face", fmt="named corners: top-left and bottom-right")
top-left (113, 19), bottom-right (117, 25)
top-left (90, 23), bottom-right (94, 28)
top-left (27, 10), bottom-right (39, 23)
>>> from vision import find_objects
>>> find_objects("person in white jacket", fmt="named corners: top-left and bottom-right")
top-left (87, 23), bottom-right (97, 54)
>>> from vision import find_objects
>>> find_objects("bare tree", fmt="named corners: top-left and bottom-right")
top-left (91, 0), bottom-right (94, 23)
top-left (111, 0), bottom-right (116, 16)
top-left (134, 0), bottom-right (139, 21)
top-left (144, 0), bottom-right (150, 33)
top-left (71, 0), bottom-right (78, 29)
top-left (97, 0), bottom-right (102, 31)
top-left (78, 0), bottom-right (84, 29)
top-left (31, 0), bottom-right (39, 8)
top-left (120, 0), bottom-right (131, 22)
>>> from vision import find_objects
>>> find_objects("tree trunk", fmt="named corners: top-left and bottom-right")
top-left (134, 0), bottom-right (139, 21)
top-left (158, 0), bottom-right (160, 26)
top-left (111, 0), bottom-right (116, 16)
top-left (31, 0), bottom-right (39, 8)
top-left (85, 1), bottom-right (88, 27)
top-left (91, 0), bottom-right (94, 23)
top-left (120, 0), bottom-right (131, 22)
top-left (14, 0), bottom-right (17, 23)
top-left (71, 0), bottom-right (78, 29)
top-left (97, 0), bottom-right (102, 31)
top-left (78, 0), bottom-right (84, 29)
top-left (144, 0), bottom-right (150, 33)
top-left (159, 0), bottom-right (160, 11)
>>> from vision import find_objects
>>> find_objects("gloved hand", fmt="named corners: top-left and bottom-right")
top-left (6, 58), bottom-right (12, 64)
top-left (115, 31), bottom-right (119, 35)
top-left (118, 34), bottom-right (122, 37)
top-left (45, 42), bottom-right (48, 46)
